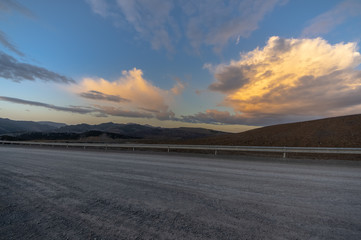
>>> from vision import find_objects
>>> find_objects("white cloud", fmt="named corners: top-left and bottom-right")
top-left (302, 0), bottom-right (361, 37)
top-left (85, 0), bottom-right (110, 17)
top-left (86, 0), bottom-right (286, 52)
top-left (207, 36), bottom-right (361, 125)
top-left (183, 0), bottom-right (285, 52)
top-left (116, 0), bottom-right (177, 52)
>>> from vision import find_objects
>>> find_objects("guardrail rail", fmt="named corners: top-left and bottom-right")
top-left (1, 140), bottom-right (361, 158)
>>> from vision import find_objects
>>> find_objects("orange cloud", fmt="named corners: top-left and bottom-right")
top-left (208, 36), bottom-right (361, 123)
top-left (170, 77), bottom-right (185, 95)
top-left (77, 68), bottom-right (183, 120)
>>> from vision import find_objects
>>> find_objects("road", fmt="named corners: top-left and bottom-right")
top-left (1, 146), bottom-right (361, 239)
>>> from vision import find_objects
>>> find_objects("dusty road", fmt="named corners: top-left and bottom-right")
top-left (1, 146), bottom-right (361, 239)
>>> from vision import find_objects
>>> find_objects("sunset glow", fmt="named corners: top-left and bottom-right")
top-left (1, 0), bottom-right (361, 131)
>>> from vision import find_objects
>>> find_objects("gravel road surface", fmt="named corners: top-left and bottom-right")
top-left (1, 146), bottom-right (361, 239)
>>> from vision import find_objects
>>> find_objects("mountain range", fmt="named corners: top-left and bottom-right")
top-left (0, 118), bottom-right (65, 134)
top-left (1, 114), bottom-right (361, 147)
top-left (0, 118), bottom-right (225, 141)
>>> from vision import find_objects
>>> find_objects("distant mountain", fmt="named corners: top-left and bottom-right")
top-left (0, 118), bottom-right (225, 141)
top-left (37, 121), bottom-right (67, 128)
top-left (56, 122), bottom-right (225, 140)
top-left (181, 114), bottom-right (361, 147)
top-left (0, 118), bottom-right (65, 135)
top-left (1, 130), bottom-right (137, 142)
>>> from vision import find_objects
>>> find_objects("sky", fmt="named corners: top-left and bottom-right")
top-left (0, 0), bottom-right (361, 133)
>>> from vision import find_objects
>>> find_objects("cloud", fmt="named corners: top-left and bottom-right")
top-left (116, 0), bottom-right (177, 52)
top-left (77, 68), bottom-right (182, 120)
top-left (0, 0), bottom-right (35, 56)
top-left (207, 36), bottom-right (361, 125)
top-left (86, 0), bottom-right (286, 52)
top-left (0, 51), bottom-right (75, 84)
top-left (92, 105), bottom-right (154, 118)
top-left (302, 0), bottom-right (361, 37)
top-left (170, 77), bottom-right (185, 95)
top-left (1, 67), bottom-right (184, 121)
top-left (0, 0), bottom-right (35, 18)
top-left (85, 0), bottom-right (110, 17)
top-left (181, 109), bottom-right (246, 125)
top-left (79, 90), bottom-right (130, 103)
top-left (0, 96), bottom-right (94, 114)
top-left (181, 109), bottom-right (324, 126)
top-left (0, 30), bottom-right (24, 56)
top-left (183, 0), bottom-right (286, 52)
top-left (0, 95), bottom-right (164, 119)
top-left (209, 65), bottom-right (250, 93)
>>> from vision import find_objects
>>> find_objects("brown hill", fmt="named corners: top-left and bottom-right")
top-left (181, 114), bottom-right (361, 147)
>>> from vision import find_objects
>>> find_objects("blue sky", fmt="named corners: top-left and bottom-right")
top-left (0, 0), bottom-right (361, 132)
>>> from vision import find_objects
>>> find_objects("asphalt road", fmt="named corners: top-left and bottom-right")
top-left (1, 146), bottom-right (361, 239)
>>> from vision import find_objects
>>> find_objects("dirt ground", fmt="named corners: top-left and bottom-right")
top-left (1, 145), bottom-right (361, 239)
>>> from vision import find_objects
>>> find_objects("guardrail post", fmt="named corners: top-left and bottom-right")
top-left (83, 146), bottom-right (86, 150)
top-left (105, 144), bottom-right (107, 151)
top-left (215, 150), bottom-right (217, 155)
top-left (283, 147), bottom-right (286, 158)
top-left (133, 147), bottom-right (135, 151)
top-left (168, 147), bottom-right (170, 153)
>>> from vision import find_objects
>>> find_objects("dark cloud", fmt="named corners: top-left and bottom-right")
top-left (80, 90), bottom-right (130, 103)
top-left (90, 105), bottom-right (176, 120)
top-left (155, 110), bottom-right (176, 121)
top-left (138, 107), bottom-right (160, 113)
top-left (138, 107), bottom-right (176, 120)
top-left (0, 30), bottom-right (24, 56)
top-left (209, 65), bottom-right (250, 92)
top-left (0, 95), bottom-right (162, 119)
top-left (0, 95), bottom-right (179, 120)
top-left (0, 96), bottom-right (94, 114)
top-left (0, 51), bottom-right (74, 84)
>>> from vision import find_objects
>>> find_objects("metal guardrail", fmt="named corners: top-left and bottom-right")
top-left (1, 140), bottom-right (361, 158)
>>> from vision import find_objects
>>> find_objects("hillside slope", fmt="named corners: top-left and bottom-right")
top-left (182, 114), bottom-right (361, 147)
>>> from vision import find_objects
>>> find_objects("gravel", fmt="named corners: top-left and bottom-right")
top-left (1, 146), bottom-right (361, 239)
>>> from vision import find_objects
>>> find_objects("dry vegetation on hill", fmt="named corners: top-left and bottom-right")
top-left (180, 114), bottom-right (361, 148)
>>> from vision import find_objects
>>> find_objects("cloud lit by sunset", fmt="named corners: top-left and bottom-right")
top-left (77, 68), bottom-right (181, 120)
top-left (1, 0), bottom-right (361, 131)
top-left (207, 36), bottom-right (361, 124)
